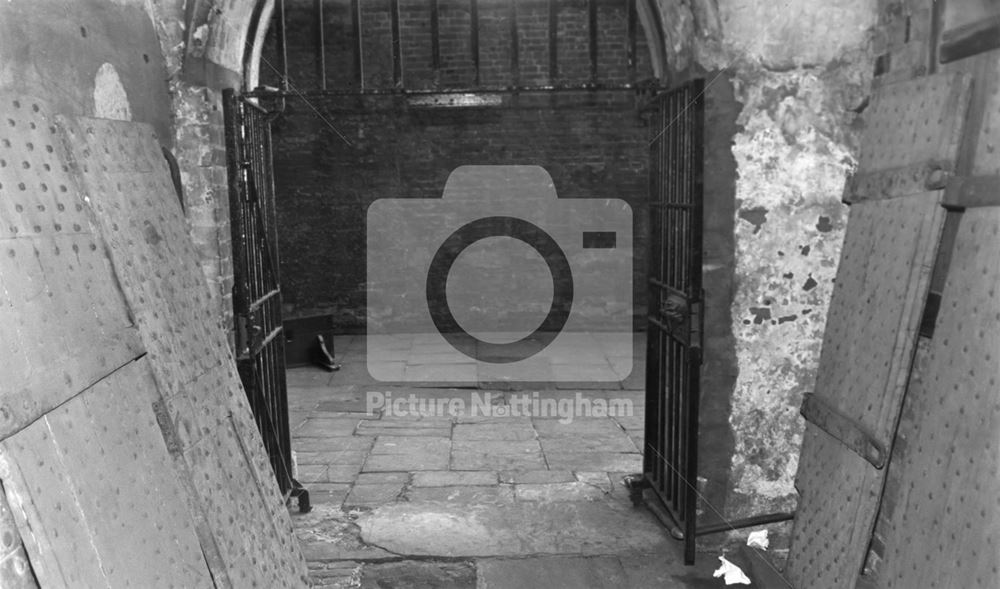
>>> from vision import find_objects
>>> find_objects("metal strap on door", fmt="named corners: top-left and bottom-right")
top-left (223, 90), bottom-right (309, 511)
top-left (640, 79), bottom-right (705, 565)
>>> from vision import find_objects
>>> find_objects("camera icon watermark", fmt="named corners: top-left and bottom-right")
top-left (366, 165), bottom-right (632, 383)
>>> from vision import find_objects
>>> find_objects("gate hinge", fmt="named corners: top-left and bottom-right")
top-left (800, 393), bottom-right (887, 469)
top-left (235, 311), bottom-right (264, 360)
top-left (689, 299), bottom-right (703, 351)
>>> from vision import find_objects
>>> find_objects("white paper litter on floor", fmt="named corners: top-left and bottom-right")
top-left (713, 555), bottom-right (751, 585)
top-left (747, 529), bottom-right (769, 550)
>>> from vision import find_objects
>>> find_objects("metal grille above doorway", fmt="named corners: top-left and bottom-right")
top-left (223, 90), bottom-right (310, 512)
top-left (641, 79), bottom-right (704, 564)
top-left (263, 0), bottom-right (659, 95)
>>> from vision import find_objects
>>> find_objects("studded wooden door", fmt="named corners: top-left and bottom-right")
top-left (861, 44), bottom-right (1000, 589)
top-left (786, 73), bottom-right (972, 588)
top-left (642, 79), bottom-right (704, 565)
top-left (0, 94), bottom-right (308, 587)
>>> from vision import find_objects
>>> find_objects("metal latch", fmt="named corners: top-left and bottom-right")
top-left (235, 311), bottom-right (264, 359)
top-left (800, 393), bottom-right (887, 469)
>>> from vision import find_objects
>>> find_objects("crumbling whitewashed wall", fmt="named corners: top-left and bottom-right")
top-left (654, 0), bottom-right (877, 524)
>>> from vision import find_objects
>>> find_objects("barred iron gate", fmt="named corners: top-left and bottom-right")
top-left (642, 79), bottom-right (704, 564)
top-left (222, 90), bottom-right (309, 511)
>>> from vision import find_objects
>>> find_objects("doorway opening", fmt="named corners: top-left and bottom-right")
top-left (227, 0), bottom-right (742, 584)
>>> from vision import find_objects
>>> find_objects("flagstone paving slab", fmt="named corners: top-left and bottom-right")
top-left (287, 336), bottom-right (719, 588)
top-left (358, 500), bottom-right (671, 557)
top-left (411, 471), bottom-right (500, 487)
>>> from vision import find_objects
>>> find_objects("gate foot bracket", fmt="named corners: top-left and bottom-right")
top-left (623, 474), bottom-right (649, 507)
top-left (290, 478), bottom-right (311, 513)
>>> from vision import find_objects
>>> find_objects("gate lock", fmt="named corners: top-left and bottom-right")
top-left (235, 311), bottom-right (265, 360)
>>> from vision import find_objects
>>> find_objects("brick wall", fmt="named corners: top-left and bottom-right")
top-left (270, 91), bottom-right (650, 329)
top-left (172, 83), bottom-right (234, 338)
top-left (266, 0), bottom-right (656, 330)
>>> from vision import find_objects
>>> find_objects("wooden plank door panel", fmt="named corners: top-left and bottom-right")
top-left (787, 72), bottom-right (972, 588)
top-left (874, 208), bottom-right (1000, 589)
top-left (58, 117), bottom-right (309, 588)
top-left (0, 359), bottom-right (214, 589)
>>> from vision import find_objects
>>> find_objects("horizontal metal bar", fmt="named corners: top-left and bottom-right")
top-left (239, 96), bottom-right (272, 114)
top-left (248, 287), bottom-right (281, 312)
top-left (694, 512), bottom-right (796, 536)
top-left (647, 277), bottom-right (688, 298)
top-left (246, 325), bottom-right (283, 359)
top-left (801, 393), bottom-right (887, 469)
top-left (243, 82), bottom-right (653, 98)
top-left (940, 14), bottom-right (1000, 64)
top-left (646, 315), bottom-right (690, 345)
top-left (942, 174), bottom-right (1000, 209)
top-left (844, 160), bottom-right (954, 203)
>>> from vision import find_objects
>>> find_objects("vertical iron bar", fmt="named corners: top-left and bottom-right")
top-left (390, 0), bottom-right (403, 87)
top-left (470, 0), bottom-right (480, 85)
top-left (315, 0), bottom-right (327, 89)
top-left (509, 0), bottom-right (520, 87)
top-left (684, 80), bottom-right (705, 565)
top-left (644, 102), bottom-right (660, 479)
top-left (626, 0), bottom-right (637, 84)
top-left (275, 0), bottom-right (289, 91)
top-left (261, 115), bottom-right (291, 494)
top-left (223, 90), bottom-right (250, 328)
top-left (588, 0), bottom-right (598, 85)
top-left (430, 0), bottom-right (441, 74)
top-left (548, 0), bottom-right (558, 82)
top-left (352, 0), bottom-right (364, 89)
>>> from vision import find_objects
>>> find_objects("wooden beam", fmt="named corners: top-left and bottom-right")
top-left (471, 0), bottom-right (480, 85)
top-left (548, 0), bottom-right (558, 82)
top-left (588, 0), bottom-right (598, 84)
top-left (314, 0), bottom-right (326, 89)
top-left (626, 0), bottom-right (637, 83)
top-left (351, 0), bottom-right (363, 88)
top-left (430, 0), bottom-right (440, 74)
top-left (390, 0), bottom-right (402, 87)
top-left (510, 0), bottom-right (520, 87)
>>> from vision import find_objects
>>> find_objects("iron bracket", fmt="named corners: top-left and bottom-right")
top-left (235, 312), bottom-right (264, 360)
top-left (800, 393), bottom-right (887, 469)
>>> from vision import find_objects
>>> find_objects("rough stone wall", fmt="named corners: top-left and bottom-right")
top-left (652, 0), bottom-right (878, 530)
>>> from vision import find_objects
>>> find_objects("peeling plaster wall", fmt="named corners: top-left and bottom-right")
top-left (720, 10), bottom-right (876, 523)
top-left (727, 67), bottom-right (864, 516)
top-left (653, 0), bottom-right (878, 527)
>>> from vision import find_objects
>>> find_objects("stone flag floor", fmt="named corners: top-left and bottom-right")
top-left (287, 335), bottom-right (721, 588)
